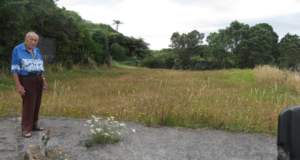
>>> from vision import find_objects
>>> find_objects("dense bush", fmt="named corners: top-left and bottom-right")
top-left (123, 56), bottom-right (140, 66)
top-left (141, 52), bottom-right (174, 69)
top-left (141, 57), bottom-right (166, 68)
top-left (110, 43), bottom-right (125, 61)
top-left (0, 0), bottom-right (151, 68)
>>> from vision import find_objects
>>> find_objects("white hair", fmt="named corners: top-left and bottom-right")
top-left (26, 32), bottom-right (39, 40)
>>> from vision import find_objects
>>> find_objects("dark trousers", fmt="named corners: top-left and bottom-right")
top-left (19, 75), bottom-right (43, 131)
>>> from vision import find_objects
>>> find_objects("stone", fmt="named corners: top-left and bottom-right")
top-left (40, 129), bottom-right (51, 156)
top-left (24, 129), bottom-right (51, 160)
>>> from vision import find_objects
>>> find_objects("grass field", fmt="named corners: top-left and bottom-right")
top-left (1, 64), bottom-right (300, 135)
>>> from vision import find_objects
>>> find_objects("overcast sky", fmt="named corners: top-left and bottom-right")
top-left (56, 0), bottom-right (300, 50)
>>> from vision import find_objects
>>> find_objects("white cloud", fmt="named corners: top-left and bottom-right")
top-left (56, 0), bottom-right (300, 50)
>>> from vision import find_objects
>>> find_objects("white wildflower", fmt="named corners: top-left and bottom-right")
top-left (103, 133), bottom-right (108, 136)
top-left (107, 118), bottom-right (110, 121)
top-left (84, 125), bottom-right (87, 127)
top-left (90, 125), bottom-right (94, 127)
top-left (96, 128), bottom-right (102, 132)
top-left (92, 115), bottom-right (96, 119)
top-left (86, 120), bottom-right (92, 123)
top-left (95, 119), bottom-right (98, 122)
top-left (90, 129), bottom-right (95, 134)
top-left (120, 123), bottom-right (125, 127)
top-left (110, 117), bottom-right (114, 120)
top-left (132, 129), bottom-right (136, 133)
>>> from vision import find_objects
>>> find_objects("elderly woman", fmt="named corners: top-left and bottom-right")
top-left (11, 32), bottom-right (47, 138)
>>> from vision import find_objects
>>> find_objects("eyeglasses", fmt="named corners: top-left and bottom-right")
top-left (27, 38), bottom-right (38, 42)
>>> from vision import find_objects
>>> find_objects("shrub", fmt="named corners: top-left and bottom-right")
top-left (110, 43), bottom-right (125, 61)
top-left (123, 56), bottom-right (140, 66)
top-left (141, 57), bottom-right (166, 68)
top-left (141, 52), bottom-right (174, 69)
top-left (76, 48), bottom-right (98, 70)
top-left (66, 60), bottom-right (73, 70)
top-left (51, 65), bottom-right (59, 73)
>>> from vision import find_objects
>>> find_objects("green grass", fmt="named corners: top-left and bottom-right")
top-left (0, 78), bottom-right (15, 92)
top-left (226, 69), bottom-right (256, 83)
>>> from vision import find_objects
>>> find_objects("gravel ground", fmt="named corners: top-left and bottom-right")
top-left (0, 114), bottom-right (277, 160)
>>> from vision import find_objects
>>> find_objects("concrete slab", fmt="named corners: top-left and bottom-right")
top-left (0, 114), bottom-right (277, 160)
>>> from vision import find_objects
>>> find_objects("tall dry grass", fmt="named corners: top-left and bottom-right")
top-left (1, 65), bottom-right (300, 135)
top-left (253, 65), bottom-right (300, 94)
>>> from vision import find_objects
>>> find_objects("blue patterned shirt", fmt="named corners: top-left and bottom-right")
top-left (11, 42), bottom-right (44, 75)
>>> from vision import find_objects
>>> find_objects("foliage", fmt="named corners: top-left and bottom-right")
top-left (66, 60), bottom-right (74, 70)
top-left (123, 56), bottom-right (141, 66)
top-left (110, 43), bottom-right (125, 61)
top-left (84, 141), bottom-right (94, 148)
top-left (141, 51), bottom-right (174, 69)
top-left (0, 0), bottom-right (28, 65)
top-left (0, 0), bottom-right (150, 67)
top-left (169, 30), bottom-right (205, 69)
top-left (76, 48), bottom-right (98, 69)
top-left (51, 65), bottom-right (59, 73)
top-left (279, 33), bottom-right (300, 43)
top-left (141, 56), bottom-right (166, 69)
top-left (92, 29), bottom-right (108, 50)
top-left (278, 34), bottom-right (300, 67)
top-left (112, 20), bottom-right (124, 32)
top-left (206, 21), bottom-right (279, 68)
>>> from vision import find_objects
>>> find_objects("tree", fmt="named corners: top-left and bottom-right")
top-left (112, 20), bottom-right (124, 32)
top-left (169, 30), bottom-right (205, 69)
top-left (206, 21), bottom-right (278, 68)
top-left (234, 23), bottom-right (273, 68)
top-left (206, 21), bottom-right (250, 68)
top-left (0, 0), bottom-right (28, 65)
top-left (278, 34), bottom-right (300, 67)
top-left (92, 29), bottom-right (108, 50)
top-left (110, 43), bottom-right (125, 61)
top-left (206, 31), bottom-right (232, 67)
top-left (258, 23), bottom-right (280, 62)
top-left (92, 29), bottom-right (110, 65)
top-left (0, 0), bottom-right (150, 67)
top-left (26, 0), bottom-right (58, 34)
top-left (280, 33), bottom-right (300, 43)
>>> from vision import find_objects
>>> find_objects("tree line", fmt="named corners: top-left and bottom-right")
top-left (141, 21), bottom-right (300, 70)
top-left (0, 0), bottom-right (150, 68)
top-left (2, 1), bottom-right (298, 71)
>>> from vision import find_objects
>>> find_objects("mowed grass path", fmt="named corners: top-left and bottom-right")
top-left (1, 66), bottom-right (299, 135)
